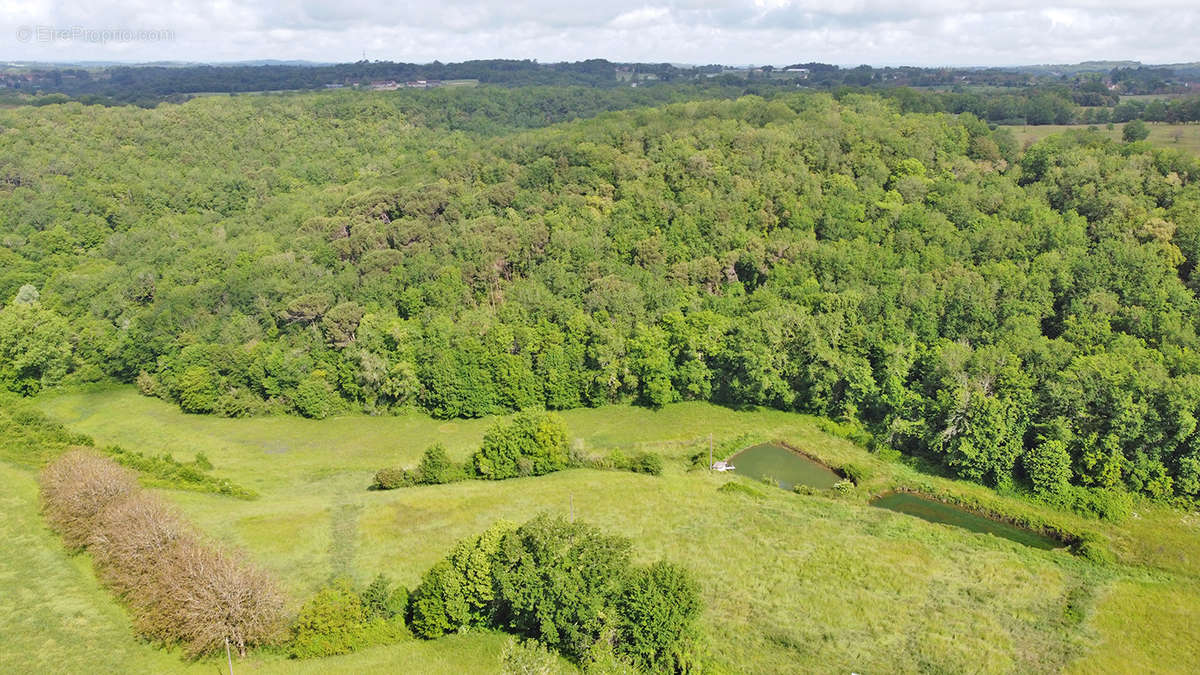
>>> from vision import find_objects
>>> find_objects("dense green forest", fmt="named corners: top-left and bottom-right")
top-left (2, 88), bottom-right (1199, 508)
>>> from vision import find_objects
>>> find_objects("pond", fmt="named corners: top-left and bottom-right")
top-left (729, 443), bottom-right (841, 490)
top-left (870, 492), bottom-right (1061, 550)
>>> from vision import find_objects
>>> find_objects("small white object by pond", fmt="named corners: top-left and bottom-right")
top-left (711, 461), bottom-right (735, 472)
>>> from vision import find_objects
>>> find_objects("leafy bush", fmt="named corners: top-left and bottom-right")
top-left (417, 443), bottom-right (464, 485)
top-left (491, 515), bottom-right (631, 660)
top-left (361, 574), bottom-right (408, 620)
top-left (135, 371), bottom-right (159, 396)
top-left (408, 514), bottom-right (703, 668)
top-left (289, 578), bottom-right (408, 659)
top-left (214, 390), bottom-right (259, 418)
top-left (1072, 531), bottom-right (1115, 565)
top-left (500, 637), bottom-right (562, 675)
top-left (293, 377), bottom-right (335, 419)
top-left (629, 452), bottom-right (663, 476)
top-left (409, 559), bottom-right (471, 638)
top-left (840, 463), bottom-right (870, 485)
top-left (103, 445), bottom-right (257, 499)
top-left (1061, 486), bottom-right (1133, 522)
top-left (0, 399), bottom-right (95, 467)
top-left (177, 366), bottom-right (217, 414)
top-left (614, 561), bottom-right (701, 671)
top-left (717, 481), bottom-right (765, 499)
top-left (1023, 440), bottom-right (1072, 495)
top-left (473, 412), bottom-right (569, 480)
top-left (409, 520), bottom-right (516, 637)
top-left (292, 580), bottom-right (365, 658)
top-left (603, 448), bottom-right (630, 471)
top-left (371, 467), bottom-right (415, 490)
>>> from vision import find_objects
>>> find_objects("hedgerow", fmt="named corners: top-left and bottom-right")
top-left (38, 451), bottom-right (285, 658)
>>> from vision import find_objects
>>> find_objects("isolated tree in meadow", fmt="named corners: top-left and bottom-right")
top-left (1123, 119), bottom-right (1150, 142)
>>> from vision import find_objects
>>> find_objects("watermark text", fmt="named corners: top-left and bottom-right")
top-left (16, 25), bottom-right (175, 44)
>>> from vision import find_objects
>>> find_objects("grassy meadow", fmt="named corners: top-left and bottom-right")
top-left (1008, 122), bottom-right (1200, 154)
top-left (2, 385), bottom-right (1197, 672)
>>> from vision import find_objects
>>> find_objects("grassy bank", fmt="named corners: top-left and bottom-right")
top-left (5, 386), bottom-right (1198, 672)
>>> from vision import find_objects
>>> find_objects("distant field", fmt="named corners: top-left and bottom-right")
top-left (4, 386), bottom-right (1196, 672)
top-left (1008, 122), bottom-right (1200, 154)
top-left (1119, 93), bottom-right (1189, 102)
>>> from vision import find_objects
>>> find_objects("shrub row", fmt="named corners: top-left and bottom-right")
top-left (39, 450), bottom-right (285, 657)
top-left (409, 515), bottom-right (703, 672)
top-left (0, 397), bottom-right (94, 467)
top-left (372, 412), bottom-right (663, 491)
top-left (104, 445), bottom-right (258, 499)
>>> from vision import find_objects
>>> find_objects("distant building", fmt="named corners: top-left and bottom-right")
top-left (369, 80), bottom-right (400, 91)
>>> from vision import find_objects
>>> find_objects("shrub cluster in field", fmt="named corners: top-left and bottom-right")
top-left (409, 515), bottom-right (703, 672)
top-left (39, 451), bottom-right (285, 657)
top-left (371, 412), bottom-right (662, 490)
top-left (289, 575), bottom-right (409, 658)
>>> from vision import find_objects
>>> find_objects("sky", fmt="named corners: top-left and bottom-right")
top-left (2, 0), bottom-right (1198, 67)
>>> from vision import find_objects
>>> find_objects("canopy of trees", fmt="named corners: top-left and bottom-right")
top-left (3, 89), bottom-right (1199, 505)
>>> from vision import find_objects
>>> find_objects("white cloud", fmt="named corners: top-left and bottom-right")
top-left (0, 0), bottom-right (1196, 65)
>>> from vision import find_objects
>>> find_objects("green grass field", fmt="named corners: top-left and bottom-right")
top-left (5, 385), bottom-right (1199, 673)
top-left (1008, 122), bottom-right (1200, 155)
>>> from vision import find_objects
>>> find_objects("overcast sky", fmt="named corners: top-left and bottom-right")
top-left (3, 0), bottom-right (1198, 66)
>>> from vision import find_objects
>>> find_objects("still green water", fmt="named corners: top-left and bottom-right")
top-left (871, 492), bottom-right (1061, 550)
top-left (730, 443), bottom-right (841, 490)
